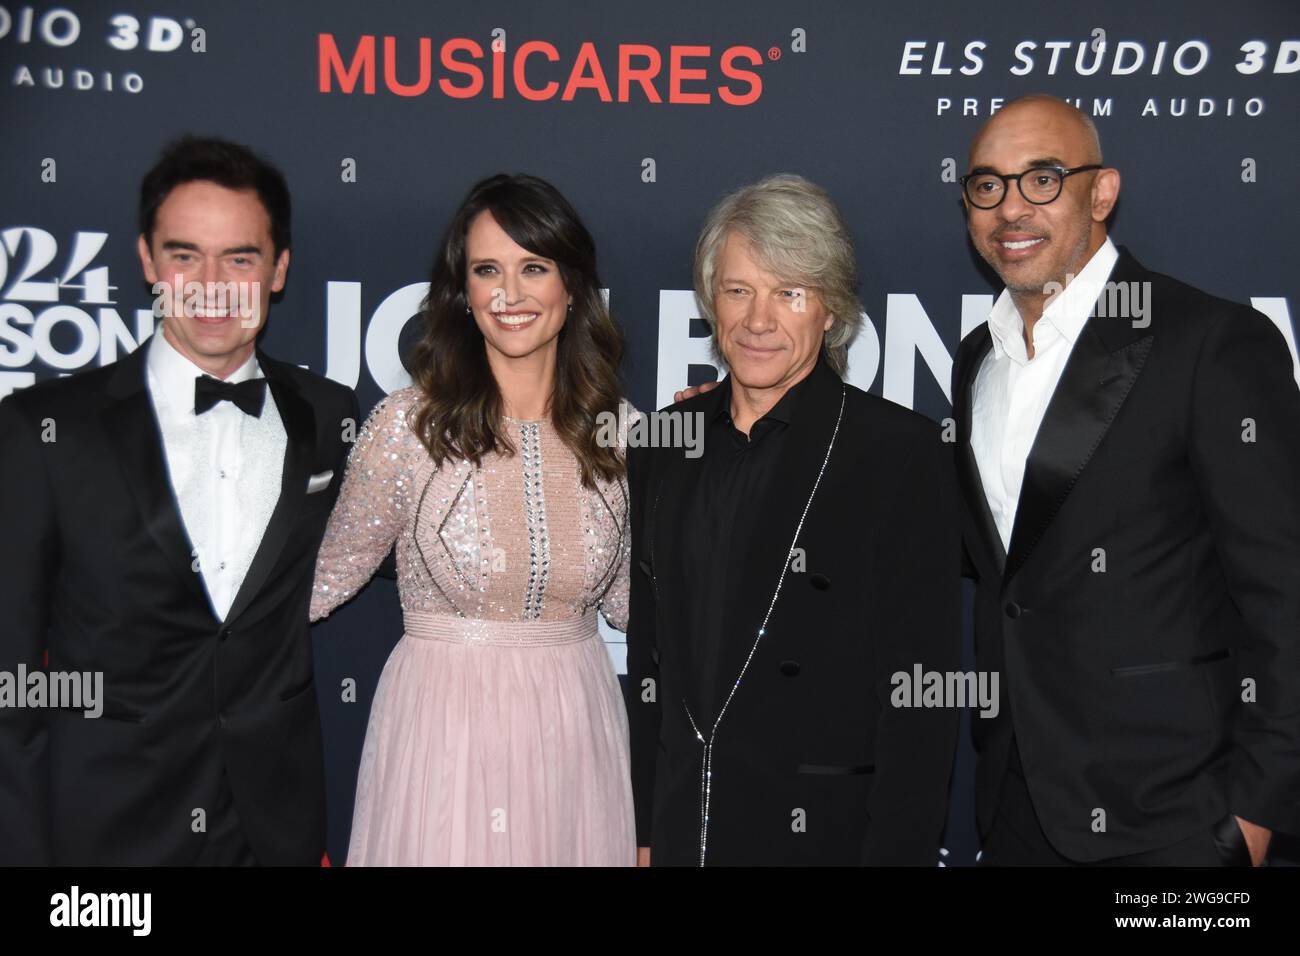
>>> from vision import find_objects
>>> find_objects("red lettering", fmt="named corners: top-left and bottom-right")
top-left (439, 38), bottom-right (484, 98)
top-left (316, 36), bottom-right (764, 106)
top-left (383, 36), bottom-right (431, 96)
top-left (562, 41), bottom-right (613, 101)
top-left (618, 44), bottom-right (662, 103)
top-left (514, 41), bottom-right (560, 100)
top-left (492, 48), bottom-right (505, 99)
top-left (718, 46), bottom-right (762, 106)
top-left (318, 33), bottom-right (375, 94)
top-left (669, 45), bottom-right (710, 104)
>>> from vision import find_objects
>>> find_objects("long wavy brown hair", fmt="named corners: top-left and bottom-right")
top-left (407, 173), bottom-right (626, 487)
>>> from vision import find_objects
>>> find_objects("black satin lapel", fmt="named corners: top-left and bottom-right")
top-left (101, 386), bottom-right (215, 619)
top-left (955, 328), bottom-right (1007, 575)
top-left (224, 361), bottom-right (315, 624)
top-left (1004, 323), bottom-right (1155, 580)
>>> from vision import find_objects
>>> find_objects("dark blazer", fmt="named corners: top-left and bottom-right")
top-left (952, 247), bottom-right (1300, 861)
top-left (626, 357), bottom-right (962, 865)
top-left (0, 339), bottom-right (357, 865)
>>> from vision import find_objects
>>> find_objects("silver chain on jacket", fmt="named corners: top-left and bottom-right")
top-left (681, 385), bottom-right (847, 866)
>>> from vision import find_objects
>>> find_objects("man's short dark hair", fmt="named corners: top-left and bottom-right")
top-left (139, 135), bottom-right (292, 254)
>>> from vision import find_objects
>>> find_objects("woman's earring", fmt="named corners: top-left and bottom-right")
top-left (466, 305), bottom-right (472, 314)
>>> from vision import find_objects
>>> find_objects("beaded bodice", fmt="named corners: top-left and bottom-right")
top-left (311, 386), bottom-right (631, 629)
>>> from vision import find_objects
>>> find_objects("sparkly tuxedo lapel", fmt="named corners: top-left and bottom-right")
top-left (101, 343), bottom-right (215, 619)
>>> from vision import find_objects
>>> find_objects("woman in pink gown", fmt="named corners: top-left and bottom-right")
top-left (310, 174), bottom-right (636, 865)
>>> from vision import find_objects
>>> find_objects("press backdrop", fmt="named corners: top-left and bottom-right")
top-left (3, 0), bottom-right (1298, 864)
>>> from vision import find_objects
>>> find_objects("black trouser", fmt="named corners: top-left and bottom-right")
top-left (979, 737), bottom-right (1252, 867)
top-left (193, 767), bottom-right (258, 866)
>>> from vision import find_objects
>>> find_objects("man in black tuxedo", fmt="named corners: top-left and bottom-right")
top-left (953, 95), bottom-right (1300, 865)
top-left (0, 137), bottom-right (356, 865)
top-left (628, 175), bottom-right (962, 866)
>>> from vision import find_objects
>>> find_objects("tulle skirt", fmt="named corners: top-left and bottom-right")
top-left (346, 610), bottom-right (636, 866)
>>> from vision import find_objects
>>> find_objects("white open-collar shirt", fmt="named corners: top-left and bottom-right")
top-left (971, 237), bottom-right (1119, 553)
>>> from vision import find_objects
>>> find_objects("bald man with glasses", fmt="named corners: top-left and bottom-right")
top-left (952, 94), bottom-right (1300, 867)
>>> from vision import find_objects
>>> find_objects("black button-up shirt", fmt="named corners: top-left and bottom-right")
top-left (680, 364), bottom-right (818, 723)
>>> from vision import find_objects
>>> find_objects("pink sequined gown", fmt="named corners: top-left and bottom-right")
top-left (310, 386), bottom-right (635, 866)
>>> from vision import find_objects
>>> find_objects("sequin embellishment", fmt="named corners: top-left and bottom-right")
top-left (519, 422), bottom-right (551, 620)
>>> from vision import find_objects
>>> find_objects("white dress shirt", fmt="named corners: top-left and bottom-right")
top-left (971, 237), bottom-right (1119, 553)
top-left (146, 330), bottom-right (287, 620)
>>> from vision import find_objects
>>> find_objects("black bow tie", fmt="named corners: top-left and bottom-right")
top-left (194, 375), bottom-right (268, 417)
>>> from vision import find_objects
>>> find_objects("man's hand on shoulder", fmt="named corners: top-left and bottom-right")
top-left (673, 380), bottom-right (721, 403)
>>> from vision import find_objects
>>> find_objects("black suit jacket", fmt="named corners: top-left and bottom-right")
top-left (0, 339), bottom-right (357, 865)
top-left (627, 357), bottom-right (962, 865)
top-left (952, 247), bottom-right (1300, 861)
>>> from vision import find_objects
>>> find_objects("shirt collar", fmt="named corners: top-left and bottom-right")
top-left (986, 236), bottom-right (1119, 363)
top-left (147, 327), bottom-right (262, 415)
top-left (714, 350), bottom-right (824, 429)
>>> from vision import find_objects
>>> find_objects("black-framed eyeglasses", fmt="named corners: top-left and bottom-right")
top-left (960, 164), bottom-right (1103, 209)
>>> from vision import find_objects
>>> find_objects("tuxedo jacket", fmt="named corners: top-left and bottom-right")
top-left (953, 247), bottom-right (1300, 861)
top-left (626, 358), bottom-right (962, 865)
top-left (0, 340), bottom-right (357, 865)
